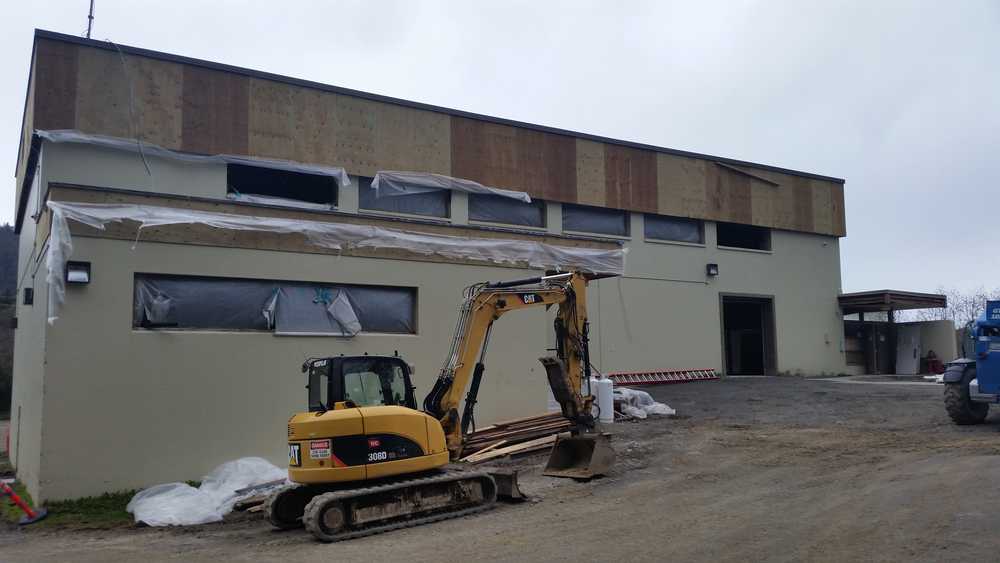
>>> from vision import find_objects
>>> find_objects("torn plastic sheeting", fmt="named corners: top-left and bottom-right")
top-left (272, 286), bottom-right (363, 336)
top-left (371, 170), bottom-right (531, 203)
top-left (35, 129), bottom-right (351, 187)
top-left (45, 201), bottom-right (625, 324)
top-left (126, 457), bottom-right (287, 527)
top-left (226, 192), bottom-right (333, 211)
top-left (614, 387), bottom-right (676, 419)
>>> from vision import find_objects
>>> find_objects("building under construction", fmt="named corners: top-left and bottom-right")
top-left (10, 30), bottom-right (848, 501)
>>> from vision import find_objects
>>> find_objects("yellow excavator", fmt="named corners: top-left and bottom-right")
top-left (267, 272), bottom-right (615, 541)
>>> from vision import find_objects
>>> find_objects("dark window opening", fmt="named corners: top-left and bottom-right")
top-left (717, 222), bottom-right (771, 251)
top-left (469, 193), bottom-right (545, 227)
top-left (227, 164), bottom-right (338, 206)
top-left (562, 204), bottom-right (629, 237)
top-left (359, 177), bottom-right (450, 218)
top-left (644, 214), bottom-right (703, 243)
top-left (133, 274), bottom-right (415, 334)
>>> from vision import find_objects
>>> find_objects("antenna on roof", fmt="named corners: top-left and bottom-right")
top-left (86, 0), bottom-right (95, 38)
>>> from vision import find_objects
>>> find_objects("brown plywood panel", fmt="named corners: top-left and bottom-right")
top-left (247, 78), bottom-right (296, 161)
top-left (75, 47), bottom-right (131, 139)
top-left (811, 180), bottom-right (834, 235)
top-left (129, 57), bottom-right (184, 148)
top-left (576, 139), bottom-right (605, 206)
top-left (374, 102), bottom-right (451, 175)
top-left (790, 176), bottom-right (815, 232)
top-left (33, 39), bottom-right (78, 132)
top-left (706, 164), bottom-right (751, 223)
top-left (656, 153), bottom-right (707, 218)
top-left (517, 128), bottom-right (576, 202)
top-left (329, 94), bottom-right (377, 176)
top-left (750, 181), bottom-right (778, 228)
top-left (830, 182), bottom-right (846, 236)
top-left (604, 145), bottom-right (657, 212)
top-left (182, 66), bottom-right (249, 155)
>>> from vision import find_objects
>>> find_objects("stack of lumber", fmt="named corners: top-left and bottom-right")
top-left (460, 412), bottom-right (571, 464)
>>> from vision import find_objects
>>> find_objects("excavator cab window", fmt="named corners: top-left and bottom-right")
top-left (305, 356), bottom-right (417, 412)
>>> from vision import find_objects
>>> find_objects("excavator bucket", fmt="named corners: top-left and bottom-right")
top-left (543, 433), bottom-right (615, 479)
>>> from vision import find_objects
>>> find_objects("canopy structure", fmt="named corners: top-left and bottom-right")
top-left (838, 290), bottom-right (946, 315)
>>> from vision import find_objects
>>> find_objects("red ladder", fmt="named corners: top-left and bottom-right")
top-left (607, 368), bottom-right (719, 386)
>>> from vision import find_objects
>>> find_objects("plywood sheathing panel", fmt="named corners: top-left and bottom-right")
top-left (705, 164), bottom-right (751, 224)
top-left (830, 183), bottom-right (846, 236)
top-left (451, 117), bottom-right (576, 202)
top-left (48, 185), bottom-right (616, 269)
top-left (373, 101), bottom-right (451, 176)
top-left (810, 180), bottom-right (834, 235)
top-left (575, 139), bottom-right (606, 206)
top-left (33, 39), bottom-right (78, 131)
top-left (128, 57), bottom-right (184, 148)
top-left (328, 94), bottom-right (378, 176)
top-left (656, 153), bottom-right (707, 218)
top-left (248, 80), bottom-right (338, 167)
top-left (74, 47), bottom-right (132, 139)
top-left (604, 145), bottom-right (657, 212)
top-left (790, 176), bottom-right (815, 232)
top-left (181, 66), bottom-right (249, 155)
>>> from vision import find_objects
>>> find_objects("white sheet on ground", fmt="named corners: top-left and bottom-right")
top-left (126, 457), bottom-right (287, 527)
top-left (614, 387), bottom-right (676, 419)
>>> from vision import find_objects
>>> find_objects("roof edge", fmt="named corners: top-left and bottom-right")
top-left (33, 28), bottom-right (846, 185)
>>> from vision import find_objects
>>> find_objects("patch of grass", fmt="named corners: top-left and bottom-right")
top-left (1, 481), bottom-right (136, 529)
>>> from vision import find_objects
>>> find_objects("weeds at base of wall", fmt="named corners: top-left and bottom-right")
top-left (2, 482), bottom-right (137, 529)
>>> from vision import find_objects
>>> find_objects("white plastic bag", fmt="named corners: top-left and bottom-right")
top-left (614, 387), bottom-right (676, 419)
top-left (127, 457), bottom-right (287, 526)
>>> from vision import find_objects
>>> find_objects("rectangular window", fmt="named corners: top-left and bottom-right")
top-left (133, 274), bottom-right (415, 334)
top-left (716, 222), bottom-right (771, 251)
top-left (561, 204), bottom-right (629, 237)
top-left (468, 193), bottom-right (545, 228)
top-left (644, 214), bottom-right (703, 244)
top-left (358, 176), bottom-right (450, 218)
top-left (227, 164), bottom-right (338, 208)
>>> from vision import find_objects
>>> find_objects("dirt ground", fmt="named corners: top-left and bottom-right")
top-left (5, 376), bottom-right (1000, 562)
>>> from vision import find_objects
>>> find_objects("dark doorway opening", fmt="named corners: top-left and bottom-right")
top-left (722, 296), bottom-right (776, 375)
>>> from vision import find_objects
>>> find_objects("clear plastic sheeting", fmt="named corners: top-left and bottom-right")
top-left (46, 201), bottom-right (625, 324)
top-left (126, 457), bottom-right (287, 527)
top-left (359, 176), bottom-right (449, 218)
top-left (226, 192), bottom-right (333, 211)
top-left (371, 170), bottom-right (531, 203)
top-left (469, 193), bottom-right (545, 227)
top-left (614, 387), bottom-right (676, 419)
top-left (271, 286), bottom-right (362, 336)
top-left (35, 129), bottom-right (352, 188)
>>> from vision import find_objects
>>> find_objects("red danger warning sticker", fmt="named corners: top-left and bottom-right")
top-left (310, 439), bottom-right (331, 459)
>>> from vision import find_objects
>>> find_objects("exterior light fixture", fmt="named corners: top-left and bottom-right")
top-left (66, 261), bottom-right (92, 284)
top-left (706, 263), bottom-right (719, 277)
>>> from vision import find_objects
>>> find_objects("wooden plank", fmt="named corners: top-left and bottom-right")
top-left (465, 434), bottom-right (559, 464)
top-left (33, 38), bottom-right (78, 131)
top-left (459, 440), bottom-right (508, 462)
top-left (375, 101), bottom-right (451, 176)
top-left (330, 94), bottom-right (378, 177)
top-left (791, 176), bottom-right (814, 232)
top-left (604, 144), bottom-right (657, 212)
top-left (830, 182), bottom-right (846, 236)
top-left (182, 66), bottom-right (249, 155)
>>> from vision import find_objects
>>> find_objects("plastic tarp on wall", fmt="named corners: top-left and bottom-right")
top-left (35, 129), bottom-right (352, 188)
top-left (359, 177), bottom-right (449, 217)
top-left (46, 201), bottom-right (625, 323)
top-left (370, 170), bottom-right (531, 203)
top-left (469, 193), bottom-right (545, 227)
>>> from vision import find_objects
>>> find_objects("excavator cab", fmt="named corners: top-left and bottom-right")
top-left (303, 355), bottom-right (417, 411)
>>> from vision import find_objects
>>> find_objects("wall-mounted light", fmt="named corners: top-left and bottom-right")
top-left (706, 263), bottom-right (719, 277)
top-left (66, 261), bottom-right (92, 284)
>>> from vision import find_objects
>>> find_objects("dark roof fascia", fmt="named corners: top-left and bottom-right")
top-left (14, 134), bottom-right (41, 234)
top-left (32, 29), bottom-right (846, 186)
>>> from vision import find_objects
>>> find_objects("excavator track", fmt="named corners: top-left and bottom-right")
top-left (300, 469), bottom-right (497, 542)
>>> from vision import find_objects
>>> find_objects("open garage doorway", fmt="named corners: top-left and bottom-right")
top-left (721, 296), bottom-right (776, 375)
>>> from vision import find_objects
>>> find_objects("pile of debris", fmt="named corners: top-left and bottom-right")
top-left (461, 413), bottom-right (572, 464)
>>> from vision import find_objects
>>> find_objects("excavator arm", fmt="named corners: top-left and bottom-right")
top-left (423, 272), bottom-right (598, 457)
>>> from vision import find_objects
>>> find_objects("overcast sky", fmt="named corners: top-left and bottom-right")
top-left (1, 1), bottom-right (997, 293)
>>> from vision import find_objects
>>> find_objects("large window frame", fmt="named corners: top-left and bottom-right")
top-left (561, 203), bottom-right (630, 238)
top-left (643, 213), bottom-right (704, 245)
top-left (357, 176), bottom-right (451, 219)
top-left (468, 193), bottom-right (546, 229)
top-left (226, 164), bottom-right (338, 209)
top-left (716, 222), bottom-right (772, 252)
top-left (133, 273), bottom-right (417, 335)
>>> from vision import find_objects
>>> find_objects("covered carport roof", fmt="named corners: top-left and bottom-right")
top-left (838, 290), bottom-right (946, 314)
